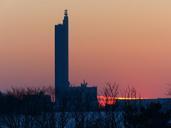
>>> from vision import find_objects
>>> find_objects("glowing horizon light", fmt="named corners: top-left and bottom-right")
top-left (97, 96), bottom-right (143, 107)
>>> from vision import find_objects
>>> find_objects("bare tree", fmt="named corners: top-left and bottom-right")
top-left (121, 86), bottom-right (143, 128)
top-left (168, 89), bottom-right (171, 96)
top-left (121, 86), bottom-right (137, 99)
top-left (102, 82), bottom-right (119, 128)
top-left (166, 84), bottom-right (171, 97)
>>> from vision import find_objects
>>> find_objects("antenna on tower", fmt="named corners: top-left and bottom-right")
top-left (64, 10), bottom-right (68, 16)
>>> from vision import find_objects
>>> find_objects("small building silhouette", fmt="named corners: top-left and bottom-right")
top-left (55, 10), bottom-right (98, 111)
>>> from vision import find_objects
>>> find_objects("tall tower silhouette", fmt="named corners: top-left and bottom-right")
top-left (54, 10), bottom-right (98, 111)
top-left (55, 10), bottom-right (69, 103)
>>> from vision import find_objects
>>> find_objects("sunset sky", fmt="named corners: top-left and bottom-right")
top-left (1, 0), bottom-right (171, 98)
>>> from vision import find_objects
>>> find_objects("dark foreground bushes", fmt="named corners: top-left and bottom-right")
top-left (0, 88), bottom-right (56, 128)
top-left (123, 102), bottom-right (171, 128)
top-left (0, 88), bottom-right (53, 115)
top-left (0, 87), bottom-right (170, 128)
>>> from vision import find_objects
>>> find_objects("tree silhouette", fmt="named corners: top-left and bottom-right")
top-left (102, 82), bottom-right (119, 128)
top-left (0, 87), bottom-right (56, 128)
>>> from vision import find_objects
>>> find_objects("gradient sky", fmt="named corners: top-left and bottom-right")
top-left (1, 0), bottom-right (171, 98)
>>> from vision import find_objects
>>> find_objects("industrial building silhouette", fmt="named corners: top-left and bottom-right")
top-left (55, 10), bottom-right (98, 111)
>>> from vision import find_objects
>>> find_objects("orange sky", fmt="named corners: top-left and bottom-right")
top-left (1, 0), bottom-right (171, 98)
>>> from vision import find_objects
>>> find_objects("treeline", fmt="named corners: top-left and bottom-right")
top-left (0, 87), bottom-right (55, 128)
top-left (0, 84), bottom-right (170, 128)
top-left (0, 88), bottom-right (53, 115)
